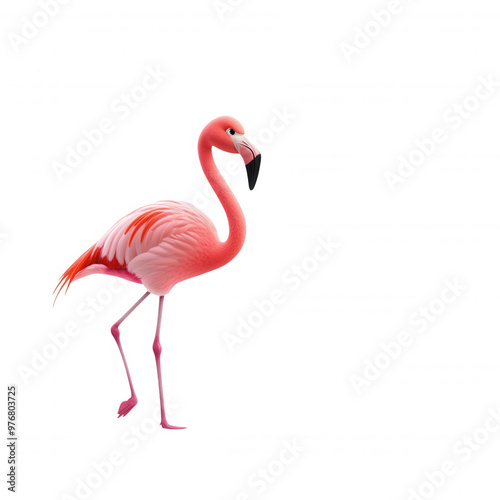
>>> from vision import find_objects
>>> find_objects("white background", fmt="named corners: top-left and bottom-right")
top-left (2, 0), bottom-right (500, 499)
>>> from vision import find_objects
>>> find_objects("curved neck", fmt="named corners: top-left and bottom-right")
top-left (198, 137), bottom-right (246, 265)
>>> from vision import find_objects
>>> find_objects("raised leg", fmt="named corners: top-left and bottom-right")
top-left (153, 296), bottom-right (185, 429)
top-left (111, 291), bottom-right (150, 418)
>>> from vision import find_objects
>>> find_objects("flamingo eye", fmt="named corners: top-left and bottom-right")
top-left (227, 128), bottom-right (235, 136)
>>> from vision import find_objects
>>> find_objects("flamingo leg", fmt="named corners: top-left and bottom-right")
top-left (111, 291), bottom-right (150, 418)
top-left (153, 296), bottom-right (185, 430)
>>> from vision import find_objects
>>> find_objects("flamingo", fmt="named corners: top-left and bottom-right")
top-left (54, 116), bottom-right (261, 429)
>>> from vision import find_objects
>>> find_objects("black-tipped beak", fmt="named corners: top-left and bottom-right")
top-left (233, 134), bottom-right (261, 190)
top-left (245, 154), bottom-right (261, 190)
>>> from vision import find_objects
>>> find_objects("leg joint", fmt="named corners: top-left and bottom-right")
top-left (152, 339), bottom-right (162, 357)
top-left (111, 324), bottom-right (120, 341)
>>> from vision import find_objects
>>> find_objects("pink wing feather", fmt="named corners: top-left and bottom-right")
top-left (55, 201), bottom-right (220, 299)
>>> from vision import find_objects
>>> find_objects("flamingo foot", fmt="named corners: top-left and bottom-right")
top-left (117, 395), bottom-right (138, 418)
top-left (161, 419), bottom-right (186, 430)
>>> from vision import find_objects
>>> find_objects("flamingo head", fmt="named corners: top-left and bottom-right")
top-left (202, 116), bottom-right (261, 190)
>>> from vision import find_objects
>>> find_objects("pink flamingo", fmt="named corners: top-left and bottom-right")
top-left (55, 117), bottom-right (261, 429)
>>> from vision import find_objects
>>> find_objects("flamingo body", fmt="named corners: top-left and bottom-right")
top-left (56, 200), bottom-right (224, 297)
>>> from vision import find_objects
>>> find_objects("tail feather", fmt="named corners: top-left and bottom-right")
top-left (53, 245), bottom-right (97, 304)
